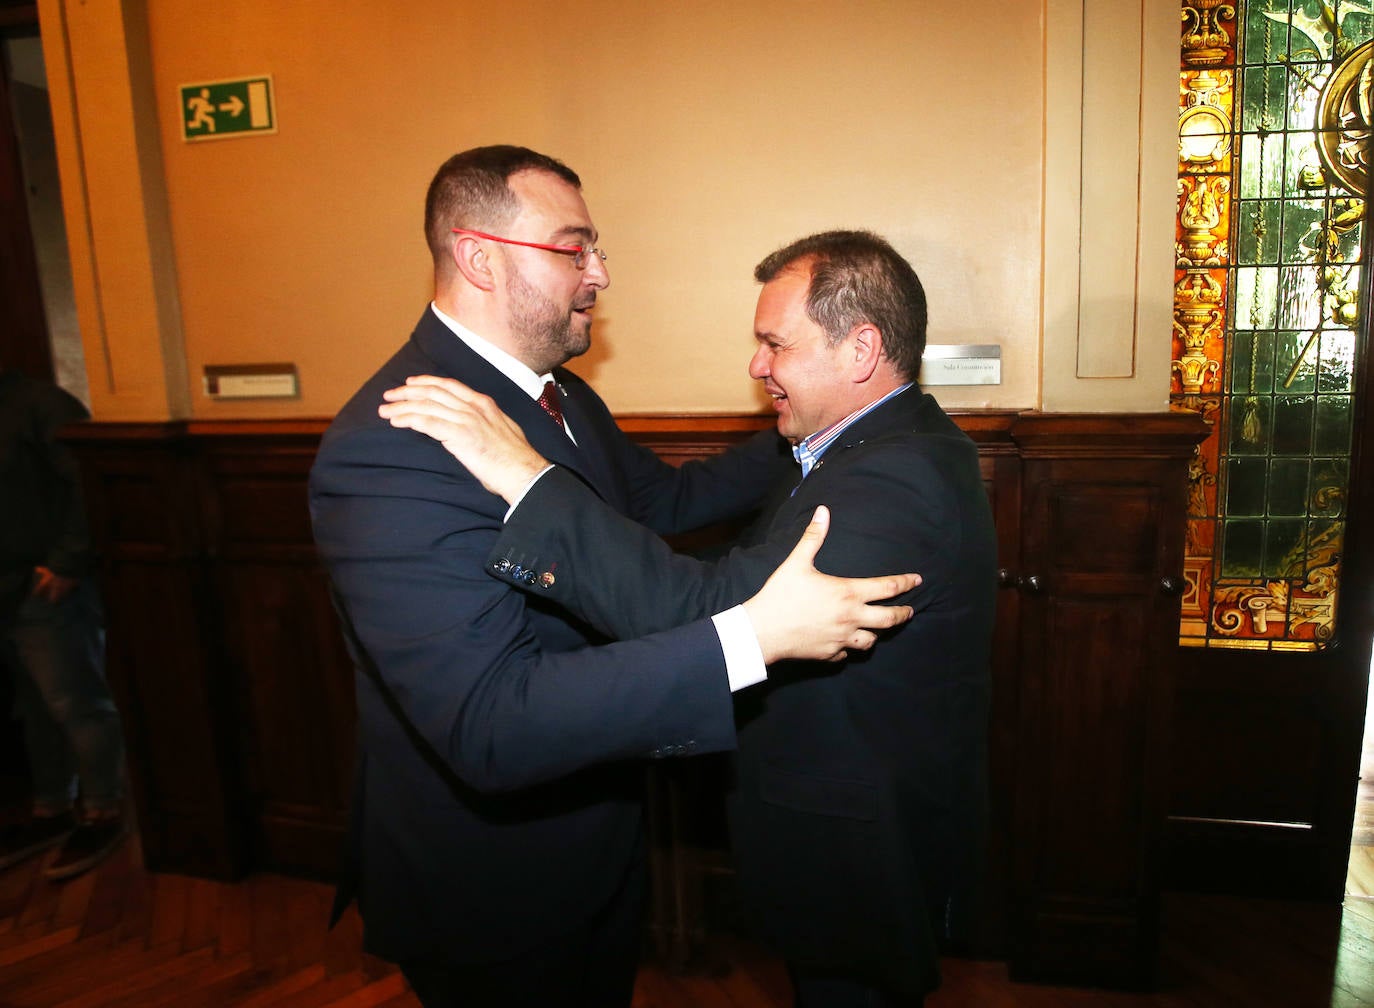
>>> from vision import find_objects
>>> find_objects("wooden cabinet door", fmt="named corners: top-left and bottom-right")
top-left (1007, 415), bottom-right (1202, 989)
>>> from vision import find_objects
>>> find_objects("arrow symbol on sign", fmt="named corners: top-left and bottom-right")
top-left (218, 95), bottom-right (244, 117)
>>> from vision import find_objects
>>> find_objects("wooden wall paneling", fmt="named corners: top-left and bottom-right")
top-left (625, 416), bottom-right (779, 565)
top-left (1006, 412), bottom-right (1206, 989)
top-left (620, 414), bottom-right (774, 468)
top-left (1165, 649), bottom-right (1363, 898)
top-left (962, 415), bottom-right (1023, 958)
top-left (201, 429), bottom-right (353, 878)
top-left (623, 415), bottom-right (775, 966)
top-left (63, 410), bottom-right (1215, 993)
top-left (66, 426), bottom-right (248, 879)
top-left (1169, 658), bottom-right (1326, 825)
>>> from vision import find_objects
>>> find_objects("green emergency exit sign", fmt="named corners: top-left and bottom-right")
top-left (180, 76), bottom-right (276, 142)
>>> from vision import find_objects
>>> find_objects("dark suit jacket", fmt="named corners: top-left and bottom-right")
top-left (307, 307), bottom-right (792, 966)
top-left (489, 386), bottom-right (997, 996)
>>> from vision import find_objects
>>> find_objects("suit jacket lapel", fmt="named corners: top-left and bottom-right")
top-left (409, 310), bottom-right (607, 496)
top-left (555, 377), bottom-right (622, 506)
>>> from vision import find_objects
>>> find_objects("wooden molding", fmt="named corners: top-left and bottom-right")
top-left (1010, 410), bottom-right (1209, 458)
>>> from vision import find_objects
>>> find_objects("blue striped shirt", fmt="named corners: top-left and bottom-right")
top-left (792, 383), bottom-right (913, 479)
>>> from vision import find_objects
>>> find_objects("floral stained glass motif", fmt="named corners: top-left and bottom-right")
top-left (1176, 0), bottom-right (1369, 649)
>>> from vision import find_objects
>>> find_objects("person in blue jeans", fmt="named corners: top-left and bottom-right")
top-left (0, 367), bottom-right (127, 881)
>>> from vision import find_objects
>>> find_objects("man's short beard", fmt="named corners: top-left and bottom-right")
top-left (506, 263), bottom-right (590, 373)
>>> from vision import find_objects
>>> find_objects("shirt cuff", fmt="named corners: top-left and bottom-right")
top-left (712, 605), bottom-right (768, 693)
top-left (504, 465), bottom-right (557, 522)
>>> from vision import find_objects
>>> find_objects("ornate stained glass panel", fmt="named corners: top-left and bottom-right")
top-left (1176, 0), bottom-right (1370, 650)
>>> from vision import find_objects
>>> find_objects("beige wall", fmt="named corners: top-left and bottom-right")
top-left (39, 0), bottom-right (1178, 421)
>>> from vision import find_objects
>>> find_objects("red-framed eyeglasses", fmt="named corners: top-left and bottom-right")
top-left (451, 228), bottom-right (607, 270)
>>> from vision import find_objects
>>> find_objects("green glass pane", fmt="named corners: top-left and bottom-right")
top-left (1272, 395), bottom-right (1315, 455)
top-left (1228, 394), bottom-right (1272, 454)
top-left (1244, 4), bottom-right (1299, 64)
top-left (1314, 395), bottom-right (1352, 454)
top-left (1266, 9), bottom-right (1325, 64)
top-left (1282, 198), bottom-right (1362, 268)
top-left (1226, 457), bottom-right (1269, 515)
top-left (1228, 328), bottom-right (1278, 394)
top-left (1235, 132), bottom-right (1286, 200)
top-left (1264, 519), bottom-right (1306, 578)
top-left (1277, 20), bottom-right (1326, 61)
top-left (1315, 330), bottom-right (1355, 392)
top-left (1231, 267), bottom-right (1279, 329)
top-left (1284, 139), bottom-right (1329, 198)
top-left (1234, 200), bottom-right (1284, 264)
top-left (1221, 519), bottom-right (1264, 578)
top-left (1284, 79), bottom-right (1321, 132)
top-left (1275, 329), bottom-right (1318, 391)
top-left (1310, 460), bottom-right (1347, 517)
top-left (1267, 457), bottom-right (1310, 515)
top-left (1281, 200), bottom-right (1330, 262)
top-left (1240, 6), bottom-right (1277, 65)
top-left (1341, 14), bottom-right (1374, 51)
top-left (1277, 266), bottom-right (1323, 330)
top-left (1239, 64), bottom-right (1287, 132)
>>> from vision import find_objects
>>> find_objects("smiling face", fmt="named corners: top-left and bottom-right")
top-left (500, 169), bottom-right (610, 373)
top-left (748, 266), bottom-right (858, 444)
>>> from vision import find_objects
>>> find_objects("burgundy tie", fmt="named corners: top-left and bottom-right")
top-left (537, 380), bottom-right (564, 428)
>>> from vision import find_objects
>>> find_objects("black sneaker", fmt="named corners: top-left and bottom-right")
top-left (0, 812), bottom-right (76, 872)
top-left (43, 816), bottom-right (126, 881)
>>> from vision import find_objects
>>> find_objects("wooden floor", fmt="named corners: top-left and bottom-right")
top-left (1348, 694), bottom-right (1374, 899)
top-left (2, 827), bottom-right (1374, 1008)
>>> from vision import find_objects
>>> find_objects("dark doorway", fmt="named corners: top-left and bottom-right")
top-left (1, 6), bottom-right (85, 401)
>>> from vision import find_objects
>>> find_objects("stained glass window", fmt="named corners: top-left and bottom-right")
top-left (1176, 0), bottom-right (1369, 649)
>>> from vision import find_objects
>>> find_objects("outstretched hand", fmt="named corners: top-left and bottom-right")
top-left (742, 506), bottom-right (920, 664)
top-left (379, 375), bottom-right (549, 502)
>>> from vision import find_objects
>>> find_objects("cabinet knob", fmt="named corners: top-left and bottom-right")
top-left (997, 568), bottom-right (1018, 589)
top-left (1019, 574), bottom-right (1044, 594)
top-left (1160, 576), bottom-right (1184, 596)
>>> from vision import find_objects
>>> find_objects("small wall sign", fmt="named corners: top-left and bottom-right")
top-left (204, 363), bottom-right (299, 399)
top-left (180, 76), bottom-right (276, 142)
top-left (921, 344), bottom-right (1002, 386)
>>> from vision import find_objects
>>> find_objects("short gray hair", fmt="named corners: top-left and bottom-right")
top-left (754, 230), bottom-right (927, 380)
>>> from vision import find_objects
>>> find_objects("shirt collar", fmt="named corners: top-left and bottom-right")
top-left (429, 302), bottom-right (554, 400)
top-left (792, 382), bottom-right (913, 478)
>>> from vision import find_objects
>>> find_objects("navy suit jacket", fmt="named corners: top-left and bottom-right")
top-left (488, 386), bottom-right (997, 996)
top-left (308, 307), bottom-right (792, 964)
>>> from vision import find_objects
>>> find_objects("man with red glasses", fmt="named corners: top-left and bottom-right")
top-left (308, 146), bottom-right (918, 1008)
